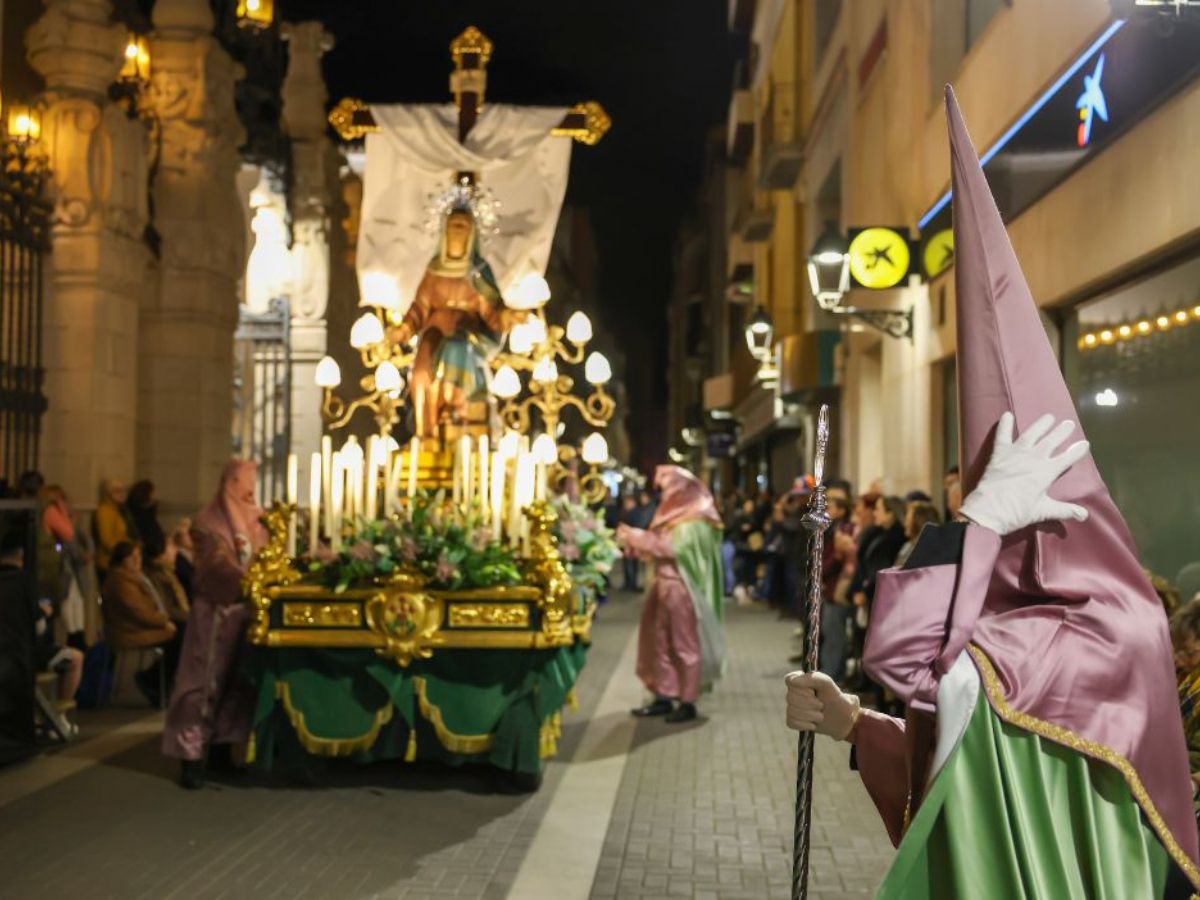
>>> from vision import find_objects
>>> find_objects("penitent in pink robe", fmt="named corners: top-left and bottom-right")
top-left (624, 528), bottom-right (703, 704)
top-left (161, 527), bottom-right (255, 761)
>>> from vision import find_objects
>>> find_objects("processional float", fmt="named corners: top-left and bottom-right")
top-left (241, 27), bottom-right (616, 787)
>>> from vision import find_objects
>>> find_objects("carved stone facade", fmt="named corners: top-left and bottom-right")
top-left (28, 0), bottom-right (152, 500)
top-left (140, 0), bottom-right (247, 516)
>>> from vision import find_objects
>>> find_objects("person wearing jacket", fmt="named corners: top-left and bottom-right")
top-left (101, 541), bottom-right (178, 706)
top-left (93, 479), bottom-right (135, 581)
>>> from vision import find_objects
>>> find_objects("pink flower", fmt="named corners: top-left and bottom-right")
top-left (399, 537), bottom-right (419, 562)
top-left (561, 541), bottom-right (581, 562)
top-left (469, 528), bottom-right (493, 551)
top-left (314, 543), bottom-right (337, 564)
top-left (560, 520), bottom-right (578, 541)
top-left (349, 540), bottom-right (376, 562)
top-left (435, 553), bottom-right (458, 583)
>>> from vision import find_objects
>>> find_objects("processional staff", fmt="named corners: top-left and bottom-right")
top-left (792, 404), bottom-right (832, 900)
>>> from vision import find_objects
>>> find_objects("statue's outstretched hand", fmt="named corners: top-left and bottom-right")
top-left (785, 671), bottom-right (860, 741)
top-left (959, 411), bottom-right (1090, 536)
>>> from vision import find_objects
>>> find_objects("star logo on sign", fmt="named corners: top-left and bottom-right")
top-left (1075, 54), bottom-right (1108, 148)
top-left (867, 245), bottom-right (896, 271)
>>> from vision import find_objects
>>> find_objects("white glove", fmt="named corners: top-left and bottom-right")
top-left (959, 411), bottom-right (1090, 536)
top-left (785, 671), bottom-right (861, 741)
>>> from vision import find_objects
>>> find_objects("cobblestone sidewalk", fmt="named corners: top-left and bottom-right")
top-left (589, 603), bottom-right (895, 900)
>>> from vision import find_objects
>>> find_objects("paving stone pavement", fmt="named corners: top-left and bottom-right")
top-left (589, 603), bottom-right (894, 900)
top-left (0, 594), bottom-right (894, 898)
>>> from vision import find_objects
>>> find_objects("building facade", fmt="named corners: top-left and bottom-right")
top-left (811, 0), bottom-right (1200, 583)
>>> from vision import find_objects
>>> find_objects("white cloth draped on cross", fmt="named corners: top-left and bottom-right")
top-left (356, 103), bottom-right (572, 313)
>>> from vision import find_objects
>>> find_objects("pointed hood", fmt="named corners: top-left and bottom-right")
top-left (649, 465), bottom-right (721, 531)
top-left (947, 86), bottom-right (1200, 880)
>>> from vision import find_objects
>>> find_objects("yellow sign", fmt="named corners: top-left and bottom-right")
top-left (848, 227), bottom-right (911, 290)
top-left (922, 229), bottom-right (955, 279)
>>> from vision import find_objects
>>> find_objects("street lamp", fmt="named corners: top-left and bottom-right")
top-left (744, 305), bottom-right (774, 361)
top-left (807, 221), bottom-right (850, 309)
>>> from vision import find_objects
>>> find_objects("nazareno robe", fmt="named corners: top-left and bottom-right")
top-left (853, 522), bottom-right (1196, 898)
top-left (623, 520), bottom-right (725, 703)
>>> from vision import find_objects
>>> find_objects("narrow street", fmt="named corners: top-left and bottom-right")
top-left (0, 593), bottom-right (894, 899)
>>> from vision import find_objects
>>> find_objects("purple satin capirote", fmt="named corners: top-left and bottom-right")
top-left (861, 88), bottom-right (1200, 874)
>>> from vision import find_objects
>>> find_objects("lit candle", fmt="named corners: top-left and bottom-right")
top-left (285, 453), bottom-right (298, 556)
top-left (331, 452), bottom-right (344, 549)
top-left (460, 434), bottom-right (473, 511)
top-left (513, 452), bottom-right (535, 556)
top-left (477, 435), bottom-right (490, 523)
top-left (321, 435), bottom-right (333, 539)
top-left (407, 437), bottom-right (420, 509)
top-left (385, 449), bottom-right (399, 515)
top-left (364, 441), bottom-right (378, 522)
top-left (490, 450), bottom-right (505, 541)
top-left (309, 451), bottom-right (321, 556)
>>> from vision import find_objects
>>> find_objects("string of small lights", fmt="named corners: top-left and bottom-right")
top-left (1077, 302), bottom-right (1200, 349)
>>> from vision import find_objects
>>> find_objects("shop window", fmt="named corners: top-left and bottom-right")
top-left (1063, 255), bottom-right (1200, 587)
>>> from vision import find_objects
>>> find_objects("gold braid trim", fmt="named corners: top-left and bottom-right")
top-left (968, 644), bottom-right (1200, 893)
top-left (413, 676), bottom-right (494, 754)
top-left (275, 681), bottom-right (393, 757)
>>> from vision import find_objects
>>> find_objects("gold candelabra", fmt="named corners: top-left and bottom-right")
top-left (490, 311), bottom-right (615, 503)
top-left (315, 308), bottom-right (414, 433)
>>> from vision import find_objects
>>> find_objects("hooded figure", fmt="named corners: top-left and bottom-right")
top-left (618, 466), bottom-right (725, 723)
top-left (393, 206), bottom-right (515, 439)
top-left (163, 460), bottom-right (268, 789)
top-left (785, 88), bottom-right (1200, 898)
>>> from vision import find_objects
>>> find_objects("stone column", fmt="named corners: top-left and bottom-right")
top-left (140, 0), bottom-right (246, 517)
top-left (281, 21), bottom-right (337, 493)
top-left (27, 0), bottom-right (151, 503)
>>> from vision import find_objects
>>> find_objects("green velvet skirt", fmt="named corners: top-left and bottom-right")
top-left (877, 688), bottom-right (1175, 899)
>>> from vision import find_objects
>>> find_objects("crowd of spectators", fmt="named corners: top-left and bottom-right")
top-left (0, 471), bottom-right (197, 753)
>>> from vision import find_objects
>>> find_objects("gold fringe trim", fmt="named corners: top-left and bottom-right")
top-left (275, 681), bottom-right (393, 757)
top-left (245, 732), bottom-right (257, 765)
top-left (539, 711), bottom-right (563, 759)
top-left (405, 725), bottom-right (418, 762)
top-left (412, 676), bottom-right (494, 754)
top-left (566, 688), bottom-right (579, 712)
top-left (968, 644), bottom-right (1200, 893)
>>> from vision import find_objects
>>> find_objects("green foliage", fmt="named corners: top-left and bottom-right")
top-left (551, 496), bottom-right (619, 602)
top-left (308, 491), bottom-right (522, 593)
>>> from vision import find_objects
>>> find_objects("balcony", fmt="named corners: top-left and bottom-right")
top-left (726, 88), bottom-right (754, 165)
top-left (758, 82), bottom-right (802, 190)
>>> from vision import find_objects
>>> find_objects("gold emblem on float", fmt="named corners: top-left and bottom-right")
top-left (848, 227), bottom-right (911, 290)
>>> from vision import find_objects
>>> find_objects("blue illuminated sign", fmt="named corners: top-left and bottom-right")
top-left (1075, 54), bottom-right (1108, 147)
top-left (918, 18), bottom-right (1200, 237)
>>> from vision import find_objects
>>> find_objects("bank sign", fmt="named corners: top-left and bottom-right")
top-left (919, 17), bottom-right (1200, 236)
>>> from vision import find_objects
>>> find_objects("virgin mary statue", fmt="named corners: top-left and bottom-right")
top-left (392, 204), bottom-right (518, 439)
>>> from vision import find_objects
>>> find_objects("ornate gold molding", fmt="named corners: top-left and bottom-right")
top-left (448, 603), bottom-right (530, 629)
top-left (244, 504), bottom-right (302, 644)
top-left (365, 589), bottom-right (444, 668)
top-left (551, 101), bottom-right (612, 146)
top-left (282, 602), bottom-right (363, 628)
top-left (328, 96), bottom-right (377, 141)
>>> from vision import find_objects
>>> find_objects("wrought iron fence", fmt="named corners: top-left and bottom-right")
top-left (0, 145), bottom-right (51, 491)
top-left (233, 297), bottom-right (291, 505)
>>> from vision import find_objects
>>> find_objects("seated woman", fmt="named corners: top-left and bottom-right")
top-left (101, 541), bottom-right (178, 706)
top-left (144, 535), bottom-right (190, 630)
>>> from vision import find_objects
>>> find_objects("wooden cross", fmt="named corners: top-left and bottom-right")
top-left (328, 26), bottom-right (611, 146)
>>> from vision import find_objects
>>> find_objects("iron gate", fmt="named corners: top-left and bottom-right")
top-left (233, 297), bottom-right (291, 505)
top-left (0, 147), bottom-right (51, 490)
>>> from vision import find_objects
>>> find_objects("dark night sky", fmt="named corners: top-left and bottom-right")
top-left (281, 0), bottom-right (737, 468)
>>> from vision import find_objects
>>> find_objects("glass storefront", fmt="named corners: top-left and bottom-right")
top-left (1063, 254), bottom-right (1200, 592)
